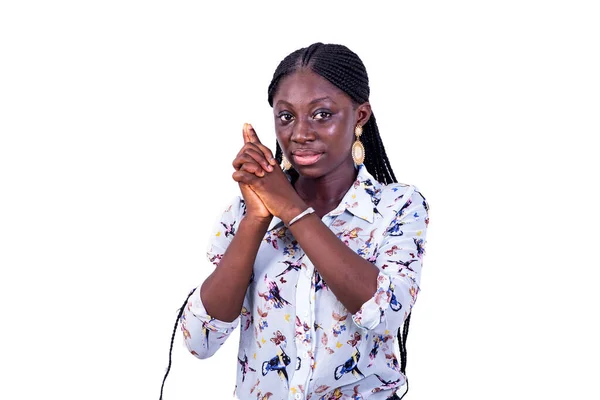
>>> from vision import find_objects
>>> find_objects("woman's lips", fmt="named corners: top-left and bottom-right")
top-left (292, 152), bottom-right (323, 166)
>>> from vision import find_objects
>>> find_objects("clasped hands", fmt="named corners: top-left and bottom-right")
top-left (232, 123), bottom-right (306, 225)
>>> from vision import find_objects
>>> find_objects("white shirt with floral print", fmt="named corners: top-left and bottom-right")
top-left (181, 165), bottom-right (429, 400)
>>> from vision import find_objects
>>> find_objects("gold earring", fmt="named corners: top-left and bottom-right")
top-left (281, 155), bottom-right (292, 171)
top-left (352, 125), bottom-right (365, 165)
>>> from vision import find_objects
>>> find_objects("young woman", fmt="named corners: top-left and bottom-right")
top-left (167, 43), bottom-right (429, 400)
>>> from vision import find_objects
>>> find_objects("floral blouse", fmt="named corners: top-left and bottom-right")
top-left (181, 165), bottom-right (429, 400)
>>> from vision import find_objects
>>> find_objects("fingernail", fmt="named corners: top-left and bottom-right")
top-left (247, 123), bottom-right (253, 131)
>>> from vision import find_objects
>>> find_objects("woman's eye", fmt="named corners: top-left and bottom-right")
top-left (278, 112), bottom-right (294, 122)
top-left (313, 111), bottom-right (332, 120)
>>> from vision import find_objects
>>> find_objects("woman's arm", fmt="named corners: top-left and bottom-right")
top-left (199, 215), bottom-right (270, 322)
top-left (182, 195), bottom-right (271, 359)
top-left (182, 124), bottom-right (278, 358)
top-left (181, 196), bottom-right (258, 359)
top-left (281, 189), bottom-right (428, 325)
top-left (201, 123), bottom-right (278, 322)
top-left (281, 206), bottom-right (380, 314)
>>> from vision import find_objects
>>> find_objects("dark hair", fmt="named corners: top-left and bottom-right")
top-left (268, 43), bottom-right (412, 399)
top-left (267, 42), bottom-right (398, 186)
top-left (159, 288), bottom-right (196, 400)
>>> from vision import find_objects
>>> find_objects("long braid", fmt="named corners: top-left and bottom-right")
top-left (361, 113), bottom-right (397, 184)
top-left (159, 288), bottom-right (196, 400)
top-left (268, 43), bottom-right (413, 396)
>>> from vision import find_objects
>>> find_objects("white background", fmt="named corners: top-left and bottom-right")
top-left (1, 1), bottom-right (599, 399)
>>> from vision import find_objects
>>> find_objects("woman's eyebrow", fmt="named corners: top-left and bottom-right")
top-left (275, 97), bottom-right (337, 108)
top-left (308, 96), bottom-right (336, 105)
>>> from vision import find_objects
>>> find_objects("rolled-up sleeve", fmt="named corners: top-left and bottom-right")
top-left (352, 188), bottom-right (429, 331)
top-left (180, 196), bottom-right (245, 359)
top-left (181, 288), bottom-right (239, 359)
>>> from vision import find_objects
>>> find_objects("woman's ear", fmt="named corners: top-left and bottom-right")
top-left (355, 102), bottom-right (372, 127)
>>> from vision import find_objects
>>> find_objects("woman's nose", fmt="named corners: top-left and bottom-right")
top-left (291, 118), bottom-right (317, 143)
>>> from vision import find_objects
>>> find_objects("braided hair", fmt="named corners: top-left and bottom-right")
top-left (268, 43), bottom-right (411, 399)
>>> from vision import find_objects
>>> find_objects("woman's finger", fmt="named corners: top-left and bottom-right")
top-left (254, 143), bottom-right (277, 167)
top-left (232, 169), bottom-right (259, 184)
top-left (234, 144), bottom-right (273, 172)
top-left (243, 146), bottom-right (274, 172)
top-left (233, 153), bottom-right (269, 177)
top-left (240, 162), bottom-right (265, 177)
top-left (245, 123), bottom-right (261, 144)
top-left (242, 123), bottom-right (252, 144)
top-left (232, 153), bottom-right (261, 171)
top-left (245, 124), bottom-right (277, 166)
top-left (239, 142), bottom-right (275, 169)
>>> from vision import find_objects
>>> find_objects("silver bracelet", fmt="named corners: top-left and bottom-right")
top-left (287, 207), bottom-right (315, 226)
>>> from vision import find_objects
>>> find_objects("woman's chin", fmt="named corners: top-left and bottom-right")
top-left (293, 165), bottom-right (324, 179)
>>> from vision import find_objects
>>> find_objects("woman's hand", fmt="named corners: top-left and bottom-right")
top-left (233, 124), bottom-right (277, 178)
top-left (232, 124), bottom-right (277, 222)
top-left (232, 125), bottom-right (307, 224)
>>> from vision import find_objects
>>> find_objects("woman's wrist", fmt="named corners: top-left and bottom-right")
top-left (280, 201), bottom-right (310, 226)
top-left (287, 207), bottom-right (316, 226)
top-left (240, 214), bottom-right (273, 231)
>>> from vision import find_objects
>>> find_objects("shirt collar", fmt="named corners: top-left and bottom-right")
top-left (267, 165), bottom-right (381, 231)
top-left (328, 164), bottom-right (381, 224)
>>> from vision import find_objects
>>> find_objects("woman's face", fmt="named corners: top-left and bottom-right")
top-left (272, 69), bottom-right (371, 180)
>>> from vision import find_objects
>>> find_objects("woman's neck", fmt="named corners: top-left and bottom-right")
top-left (294, 162), bottom-right (358, 211)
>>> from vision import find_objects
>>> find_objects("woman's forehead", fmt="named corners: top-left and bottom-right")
top-left (273, 70), bottom-right (350, 107)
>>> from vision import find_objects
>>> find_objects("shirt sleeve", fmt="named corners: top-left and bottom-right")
top-left (352, 188), bottom-right (429, 331)
top-left (180, 196), bottom-right (245, 359)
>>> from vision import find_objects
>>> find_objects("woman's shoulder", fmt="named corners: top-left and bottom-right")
top-left (357, 165), bottom-right (428, 218)
top-left (377, 181), bottom-right (429, 217)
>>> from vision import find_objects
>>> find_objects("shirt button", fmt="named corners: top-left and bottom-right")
top-left (295, 393), bottom-right (303, 400)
